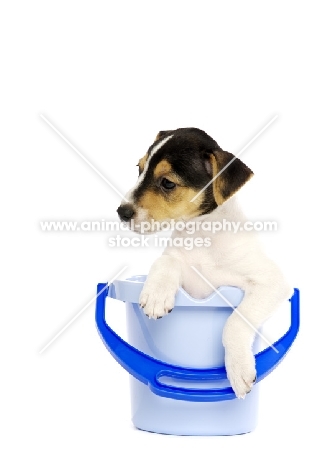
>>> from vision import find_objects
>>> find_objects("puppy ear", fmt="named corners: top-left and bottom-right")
top-left (205, 150), bottom-right (253, 205)
top-left (155, 130), bottom-right (173, 141)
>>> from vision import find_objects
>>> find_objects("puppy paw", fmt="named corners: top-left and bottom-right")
top-left (225, 348), bottom-right (256, 399)
top-left (139, 283), bottom-right (176, 319)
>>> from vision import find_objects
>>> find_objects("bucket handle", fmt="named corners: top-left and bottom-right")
top-left (95, 284), bottom-right (299, 402)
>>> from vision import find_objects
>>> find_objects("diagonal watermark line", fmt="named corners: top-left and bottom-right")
top-left (191, 115), bottom-right (278, 202)
top-left (40, 114), bottom-right (129, 202)
top-left (191, 266), bottom-right (278, 353)
top-left (39, 265), bottom-right (127, 354)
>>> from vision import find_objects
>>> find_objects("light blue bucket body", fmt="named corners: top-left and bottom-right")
top-left (96, 276), bottom-right (299, 436)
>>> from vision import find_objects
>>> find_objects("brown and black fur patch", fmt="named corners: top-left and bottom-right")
top-left (153, 160), bottom-right (173, 179)
top-left (210, 150), bottom-right (253, 205)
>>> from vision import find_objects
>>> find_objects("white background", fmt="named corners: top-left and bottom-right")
top-left (1, 1), bottom-right (309, 466)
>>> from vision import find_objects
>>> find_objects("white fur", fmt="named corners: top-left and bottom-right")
top-left (135, 207), bottom-right (149, 225)
top-left (139, 196), bottom-right (292, 398)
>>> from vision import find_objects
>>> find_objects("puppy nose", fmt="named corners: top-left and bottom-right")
top-left (117, 204), bottom-right (135, 222)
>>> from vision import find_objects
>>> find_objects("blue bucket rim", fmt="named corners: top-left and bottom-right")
top-left (108, 275), bottom-right (245, 307)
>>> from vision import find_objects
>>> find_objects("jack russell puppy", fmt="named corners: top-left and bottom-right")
top-left (117, 127), bottom-right (291, 399)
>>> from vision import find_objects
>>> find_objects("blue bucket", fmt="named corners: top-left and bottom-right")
top-left (96, 275), bottom-right (299, 436)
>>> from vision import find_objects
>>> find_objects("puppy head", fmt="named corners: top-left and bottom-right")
top-left (117, 128), bottom-right (253, 233)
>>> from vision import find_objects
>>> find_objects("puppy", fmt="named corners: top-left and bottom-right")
top-left (117, 128), bottom-right (292, 398)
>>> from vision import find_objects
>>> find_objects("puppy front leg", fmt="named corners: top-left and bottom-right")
top-left (139, 255), bottom-right (182, 319)
top-left (223, 270), bottom-right (292, 398)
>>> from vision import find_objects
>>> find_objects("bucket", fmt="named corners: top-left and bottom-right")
top-left (96, 275), bottom-right (299, 436)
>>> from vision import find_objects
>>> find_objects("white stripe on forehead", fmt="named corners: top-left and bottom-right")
top-left (142, 134), bottom-right (174, 178)
top-left (150, 134), bottom-right (174, 158)
top-left (126, 134), bottom-right (174, 202)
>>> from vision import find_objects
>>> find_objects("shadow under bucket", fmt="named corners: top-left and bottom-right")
top-left (95, 275), bottom-right (299, 436)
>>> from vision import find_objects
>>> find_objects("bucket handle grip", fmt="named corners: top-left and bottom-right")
top-left (96, 284), bottom-right (299, 402)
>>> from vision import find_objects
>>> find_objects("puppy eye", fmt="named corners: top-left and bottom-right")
top-left (161, 178), bottom-right (176, 190)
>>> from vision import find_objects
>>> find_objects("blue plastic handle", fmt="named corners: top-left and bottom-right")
top-left (95, 284), bottom-right (299, 402)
